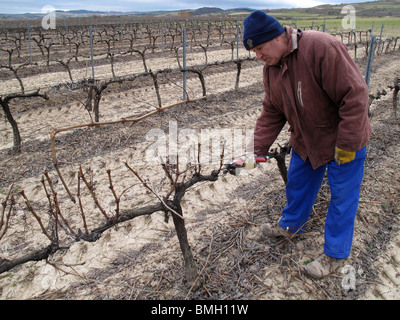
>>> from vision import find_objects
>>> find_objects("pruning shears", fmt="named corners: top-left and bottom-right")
top-left (223, 143), bottom-right (292, 175)
top-left (223, 155), bottom-right (271, 175)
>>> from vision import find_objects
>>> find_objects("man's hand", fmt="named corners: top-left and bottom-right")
top-left (335, 147), bottom-right (356, 165)
top-left (242, 152), bottom-right (257, 170)
top-left (231, 152), bottom-right (256, 170)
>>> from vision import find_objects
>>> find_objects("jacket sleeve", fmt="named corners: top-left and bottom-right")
top-left (318, 37), bottom-right (371, 152)
top-left (247, 68), bottom-right (286, 155)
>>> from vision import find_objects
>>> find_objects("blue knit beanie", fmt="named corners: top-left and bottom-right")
top-left (243, 10), bottom-right (284, 50)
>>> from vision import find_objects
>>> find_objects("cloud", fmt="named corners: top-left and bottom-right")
top-left (0, 0), bottom-right (372, 14)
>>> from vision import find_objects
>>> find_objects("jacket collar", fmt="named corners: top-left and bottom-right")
top-left (277, 26), bottom-right (303, 72)
top-left (283, 26), bottom-right (302, 58)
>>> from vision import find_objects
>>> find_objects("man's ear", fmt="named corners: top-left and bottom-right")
top-left (275, 32), bottom-right (286, 42)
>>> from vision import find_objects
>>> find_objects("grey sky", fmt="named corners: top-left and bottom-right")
top-left (0, 0), bottom-right (374, 14)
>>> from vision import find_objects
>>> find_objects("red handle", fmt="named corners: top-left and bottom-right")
top-left (255, 156), bottom-right (267, 163)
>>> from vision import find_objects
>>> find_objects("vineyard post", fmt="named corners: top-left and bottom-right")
top-left (27, 25), bottom-right (32, 66)
top-left (182, 27), bottom-right (187, 101)
top-left (161, 21), bottom-right (164, 53)
top-left (376, 24), bottom-right (384, 53)
top-left (120, 23), bottom-right (123, 52)
top-left (236, 21), bottom-right (240, 60)
top-left (365, 35), bottom-right (376, 87)
top-left (369, 21), bottom-right (375, 44)
top-left (89, 25), bottom-right (95, 80)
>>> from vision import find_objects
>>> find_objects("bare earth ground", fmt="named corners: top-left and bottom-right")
top-left (0, 46), bottom-right (399, 300)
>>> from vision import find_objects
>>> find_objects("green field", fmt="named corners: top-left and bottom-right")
top-left (281, 17), bottom-right (400, 37)
top-left (265, 0), bottom-right (400, 37)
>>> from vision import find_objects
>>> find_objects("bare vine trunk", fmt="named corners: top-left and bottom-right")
top-left (0, 99), bottom-right (22, 152)
top-left (393, 78), bottom-right (399, 117)
top-left (0, 90), bottom-right (48, 152)
top-left (170, 203), bottom-right (201, 290)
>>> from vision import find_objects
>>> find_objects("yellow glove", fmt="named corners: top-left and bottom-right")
top-left (335, 147), bottom-right (356, 165)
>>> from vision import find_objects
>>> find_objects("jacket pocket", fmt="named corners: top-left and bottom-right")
top-left (297, 81), bottom-right (304, 108)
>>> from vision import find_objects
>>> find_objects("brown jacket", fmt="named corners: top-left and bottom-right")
top-left (250, 27), bottom-right (372, 169)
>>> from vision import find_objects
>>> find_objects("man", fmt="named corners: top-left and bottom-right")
top-left (241, 11), bottom-right (372, 278)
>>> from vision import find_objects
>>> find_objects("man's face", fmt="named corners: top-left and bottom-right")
top-left (251, 35), bottom-right (286, 66)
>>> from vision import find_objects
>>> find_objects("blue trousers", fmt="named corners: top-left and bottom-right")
top-left (278, 147), bottom-right (367, 259)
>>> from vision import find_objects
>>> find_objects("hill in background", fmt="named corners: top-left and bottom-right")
top-left (0, 0), bottom-right (399, 19)
top-left (268, 0), bottom-right (400, 18)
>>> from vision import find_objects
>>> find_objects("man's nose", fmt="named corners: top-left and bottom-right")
top-left (255, 51), bottom-right (263, 61)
